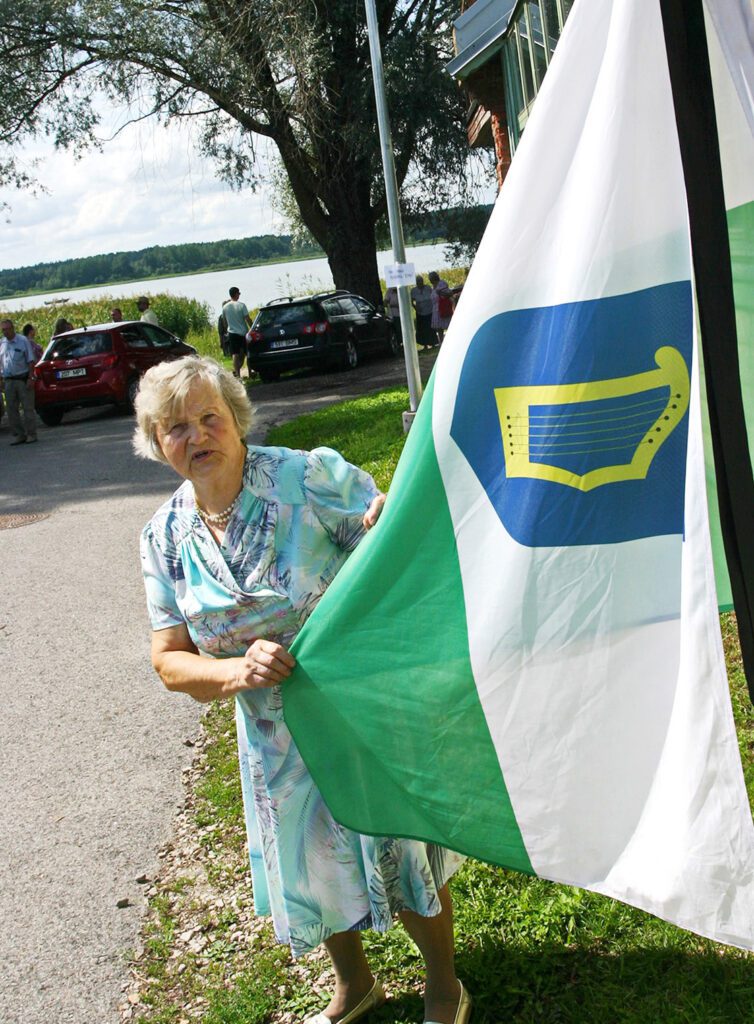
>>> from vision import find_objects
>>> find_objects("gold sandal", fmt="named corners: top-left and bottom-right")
top-left (424, 980), bottom-right (473, 1024)
top-left (305, 978), bottom-right (386, 1024)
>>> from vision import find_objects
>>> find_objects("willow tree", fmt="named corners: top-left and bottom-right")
top-left (1, 0), bottom-right (470, 302)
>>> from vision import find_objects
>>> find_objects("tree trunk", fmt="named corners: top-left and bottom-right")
top-left (324, 181), bottom-right (382, 305)
top-left (327, 228), bottom-right (382, 305)
top-left (279, 135), bottom-right (383, 304)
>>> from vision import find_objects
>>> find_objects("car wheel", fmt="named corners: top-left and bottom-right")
top-left (342, 336), bottom-right (359, 371)
top-left (39, 408), bottom-right (64, 427)
top-left (127, 376), bottom-right (140, 410)
top-left (386, 326), bottom-right (401, 357)
top-left (259, 369), bottom-right (281, 383)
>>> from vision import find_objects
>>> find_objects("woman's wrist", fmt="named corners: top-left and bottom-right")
top-left (219, 657), bottom-right (246, 698)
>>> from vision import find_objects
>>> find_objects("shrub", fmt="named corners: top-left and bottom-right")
top-left (2, 292), bottom-right (212, 343)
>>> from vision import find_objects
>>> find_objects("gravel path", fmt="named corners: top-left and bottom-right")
top-left (0, 353), bottom-right (429, 1024)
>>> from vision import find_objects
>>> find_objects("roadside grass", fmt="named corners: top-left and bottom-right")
top-left (264, 387), bottom-right (409, 491)
top-left (126, 387), bottom-right (754, 1024)
top-left (5, 293), bottom-right (212, 343)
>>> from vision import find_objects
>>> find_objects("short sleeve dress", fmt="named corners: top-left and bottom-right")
top-left (141, 444), bottom-right (464, 957)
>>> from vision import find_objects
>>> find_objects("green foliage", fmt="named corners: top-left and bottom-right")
top-left (266, 388), bottom-right (408, 493)
top-left (2, 293), bottom-right (211, 342)
top-left (195, 707), bottom-right (245, 834)
top-left (442, 204), bottom-right (495, 264)
top-left (201, 951), bottom-right (289, 1024)
top-left (2, 0), bottom-right (475, 302)
top-left (0, 234), bottom-right (322, 299)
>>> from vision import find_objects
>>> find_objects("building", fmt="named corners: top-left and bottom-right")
top-left (448, 0), bottom-right (575, 187)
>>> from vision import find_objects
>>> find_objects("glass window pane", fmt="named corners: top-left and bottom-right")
top-left (527, 3), bottom-right (548, 84)
top-left (516, 14), bottom-right (535, 105)
top-left (542, 0), bottom-right (561, 53)
top-left (502, 39), bottom-right (524, 150)
top-left (560, 0), bottom-right (575, 21)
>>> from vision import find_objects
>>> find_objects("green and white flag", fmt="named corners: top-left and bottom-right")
top-left (285, 0), bottom-right (754, 949)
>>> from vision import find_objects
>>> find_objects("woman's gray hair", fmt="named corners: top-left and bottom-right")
top-left (132, 356), bottom-right (253, 463)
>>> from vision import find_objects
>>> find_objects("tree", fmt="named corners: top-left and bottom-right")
top-left (1, 0), bottom-right (474, 303)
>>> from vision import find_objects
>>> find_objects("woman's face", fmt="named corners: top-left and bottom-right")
top-left (156, 379), bottom-right (244, 488)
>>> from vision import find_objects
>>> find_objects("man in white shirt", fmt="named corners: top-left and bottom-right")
top-left (0, 319), bottom-right (38, 445)
top-left (137, 296), bottom-right (159, 325)
top-left (223, 287), bottom-right (252, 377)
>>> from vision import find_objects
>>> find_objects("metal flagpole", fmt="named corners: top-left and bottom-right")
top-left (364, 0), bottom-right (423, 426)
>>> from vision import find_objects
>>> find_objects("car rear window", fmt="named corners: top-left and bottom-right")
top-left (45, 333), bottom-right (113, 359)
top-left (256, 303), bottom-right (319, 327)
top-left (142, 325), bottom-right (177, 347)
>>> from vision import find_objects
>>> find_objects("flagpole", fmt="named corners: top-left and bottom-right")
top-left (659, 0), bottom-right (754, 700)
top-left (364, 0), bottom-right (423, 426)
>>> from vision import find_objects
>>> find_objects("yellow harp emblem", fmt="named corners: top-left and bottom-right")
top-left (494, 346), bottom-right (690, 493)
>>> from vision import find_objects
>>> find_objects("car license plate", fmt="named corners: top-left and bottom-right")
top-left (57, 368), bottom-right (87, 379)
top-left (270, 339), bottom-right (298, 350)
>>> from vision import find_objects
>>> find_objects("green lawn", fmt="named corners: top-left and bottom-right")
top-left (131, 387), bottom-right (754, 1024)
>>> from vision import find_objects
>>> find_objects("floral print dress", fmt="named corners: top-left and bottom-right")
top-left (141, 445), bottom-right (464, 956)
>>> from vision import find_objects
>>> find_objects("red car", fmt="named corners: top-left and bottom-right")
top-left (33, 320), bottom-right (196, 426)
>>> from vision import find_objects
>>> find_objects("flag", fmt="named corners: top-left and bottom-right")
top-left (284, 0), bottom-right (754, 949)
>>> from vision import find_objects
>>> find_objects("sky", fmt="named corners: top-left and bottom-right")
top-left (0, 108), bottom-right (283, 272)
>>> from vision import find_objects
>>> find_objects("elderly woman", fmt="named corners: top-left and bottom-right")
top-left (428, 272), bottom-right (453, 345)
top-left (134, 357), bottom-right (471, 1024)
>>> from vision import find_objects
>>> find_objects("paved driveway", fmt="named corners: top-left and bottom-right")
top-left (0, 353), bottom-right (431, 1024)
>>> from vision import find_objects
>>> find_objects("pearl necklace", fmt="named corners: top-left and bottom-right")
top-left (196, 491), bottom-right (241, 527)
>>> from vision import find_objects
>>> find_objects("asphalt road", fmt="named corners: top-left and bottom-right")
top-left (0, 352), bottom-right (431, 1024)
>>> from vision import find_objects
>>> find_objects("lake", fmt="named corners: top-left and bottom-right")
top-left (1, 242), bottom-right (460, 319)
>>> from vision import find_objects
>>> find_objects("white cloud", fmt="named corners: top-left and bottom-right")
top-left (0, 110), bottom-right (283, 270)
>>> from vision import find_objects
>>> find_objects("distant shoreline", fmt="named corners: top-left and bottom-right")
top-left (0, 238), bottom-right (447, 302)
top-left (0, 250), bottom-right (327, 302)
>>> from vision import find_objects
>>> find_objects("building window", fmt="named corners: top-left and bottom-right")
top-left (541, 0), bottom-right (561, 57)
top-left (501, 0), bottom-right (573, 154)
top-left (503, 34), bottom-right (525, 151)
top-left (527, 2), bottom-right (549, 83)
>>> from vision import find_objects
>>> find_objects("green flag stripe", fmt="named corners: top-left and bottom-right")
top-left (707, 198), bottom-right (754, 608)
top-left (285, 374), bottom-right (534, 872)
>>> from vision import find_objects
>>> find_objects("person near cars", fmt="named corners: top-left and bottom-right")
top-left (0, 318), bottom-right (38, 445)
top-left (217, 299), bottom-right (230, 357)
top-left (52, 316), bottom-right (74, 337)
top-left (428, 271), bottom-right (453, 346)
top-left (22, 323), bottom-right (43, 363)
top-left (222, 287), bottom-right (251, 377)
top-left (383, 286), bottom-right (401, 341)
top-left (411, 275), bottom-right (436, 350)
top-left (137, 297), bottom-right (159, 325)
top-left (134, 356), bottom-right (470, 1024)
top-left (111, 307), bottom-right (124, 323)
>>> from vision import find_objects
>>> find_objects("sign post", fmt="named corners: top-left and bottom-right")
top-left (364, 0), bottom-right (423, 424)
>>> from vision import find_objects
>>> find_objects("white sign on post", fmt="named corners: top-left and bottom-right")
top-left (383, 262), bottom-right (416, 288)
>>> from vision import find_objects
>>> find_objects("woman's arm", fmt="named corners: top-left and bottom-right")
top-left (151, 624), bottom-right (295, 703)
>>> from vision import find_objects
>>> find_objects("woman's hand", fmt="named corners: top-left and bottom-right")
top-left (363, 493), bottom-right (386, 531)
top-left (236, 639), bottom-right (296, 690)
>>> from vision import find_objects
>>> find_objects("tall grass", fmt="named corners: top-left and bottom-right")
top-left (2, 292), bottom-right (212, 342)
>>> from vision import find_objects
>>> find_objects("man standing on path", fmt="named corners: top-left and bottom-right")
top-left (223, 286), bottom-right (252, 377)
top-left (137, 297), bottom-right (159, 325)
top-left (0, 318), bottom-right (38, 445)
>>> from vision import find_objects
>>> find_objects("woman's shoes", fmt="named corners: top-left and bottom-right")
top-left (305, 978), bottom-right (386, 1024)
top-left (424, 980), bottom-right (473, 1024)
